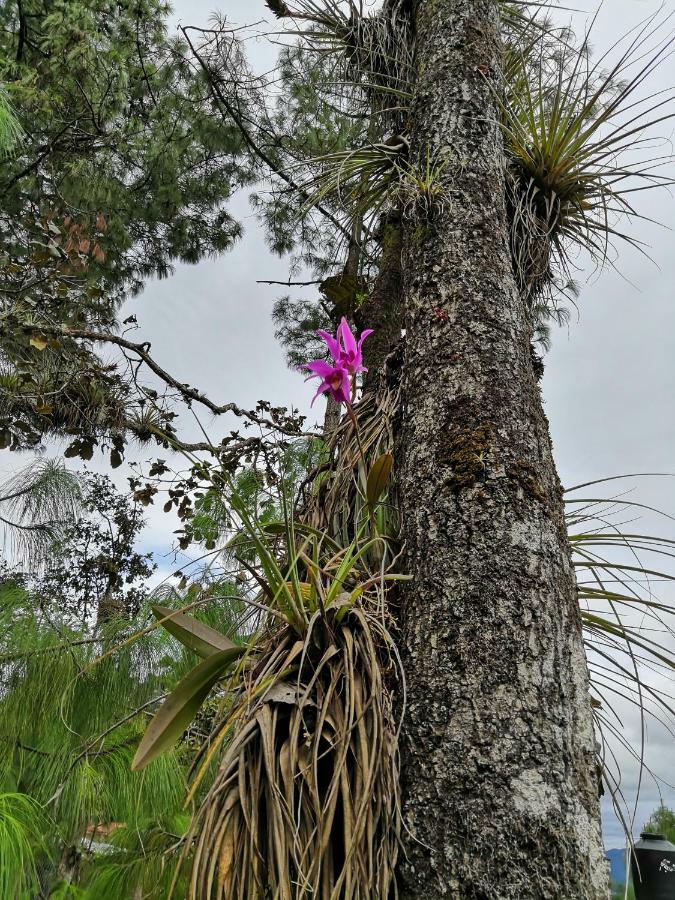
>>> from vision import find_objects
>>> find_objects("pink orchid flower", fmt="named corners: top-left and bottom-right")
top-left (318, 317), bottom-right (374, 375)
top-left (302, 318), bottom-right (374, 407)
top-left (301, 359), bottom-right (351, 406)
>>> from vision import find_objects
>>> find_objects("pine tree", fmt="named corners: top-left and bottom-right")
top-left (184, 0), bottom-right (674, 894)
top-left (0, 474), bottom-right (248, 897)
top-left (0, 0), bottom-right (251, 454)
top-left (2, 1), bottom-right (674, 896)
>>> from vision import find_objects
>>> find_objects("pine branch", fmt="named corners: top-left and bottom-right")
top-left (257, 278), bottom-right (324, 286)
top-left (4, 323), bottom-right (308, 438)
top-left (181, 25), bottom-right (353, 244)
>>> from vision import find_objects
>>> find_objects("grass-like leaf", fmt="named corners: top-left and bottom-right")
top-left (0, 792), bottom-right (50, 899)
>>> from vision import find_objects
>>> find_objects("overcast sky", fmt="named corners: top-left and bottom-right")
top-left (4, 0), bottom-right (675, 852)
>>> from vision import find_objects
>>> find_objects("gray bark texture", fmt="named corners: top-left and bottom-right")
top-left (361, 212), bottom-right (404, 393)
top-left (396, 1), bottom-right (608, 897)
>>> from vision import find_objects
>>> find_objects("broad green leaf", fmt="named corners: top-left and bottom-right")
top-left (366, 453), bottom-right (393, 509)
top-left (132, 647), bottom-right (245, 771)
top-left (151, 604), bottom-right (237, 658)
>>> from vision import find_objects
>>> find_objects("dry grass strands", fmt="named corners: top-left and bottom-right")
top-left (184, 605), bottom-right (400, 899)
top-left (300, 386), bottom-right (399, 543)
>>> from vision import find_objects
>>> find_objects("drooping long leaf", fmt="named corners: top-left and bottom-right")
top-left (132, 647), bottom-right (245, 771)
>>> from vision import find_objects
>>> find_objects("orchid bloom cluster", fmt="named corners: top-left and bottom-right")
top-left (302, 317), bottom-right (373, 406)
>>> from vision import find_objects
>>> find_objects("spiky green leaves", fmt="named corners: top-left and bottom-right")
top-left (498, 13), bottom-right (675, 310)
top-left (0, 86), bottom-right (22, 158)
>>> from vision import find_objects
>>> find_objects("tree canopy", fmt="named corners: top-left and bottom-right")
top-left (0, 0), bottom-right (252, 455)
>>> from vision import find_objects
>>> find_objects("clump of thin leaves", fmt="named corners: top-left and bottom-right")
top-left (285, 2), bottom-right (675, 340)
top-left (301, 385), bottom-right (400, 548)
top-left (186, 601), bottom-right (399, 899)
top-left (269, 0), bottom-right (414, 125)
top-left (0, 459), bottom-right (82, 568)
top-left (565, 475), bottom-right (675, 834)
top-left (295, 138), bottom-right (408, 234)
top-left (500, 11), bottom-right (675, 316)
top-left (135, 460), bottom-right (404, 898)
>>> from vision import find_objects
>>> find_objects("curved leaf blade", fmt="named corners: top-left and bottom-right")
top-left (152, 604), bottom-right (237, 658)
top-left (132, 647), bottom-right (245, 771)
top-left (366, 453), bottom-right (393, 509)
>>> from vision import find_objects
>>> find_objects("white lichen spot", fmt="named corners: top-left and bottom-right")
top-left (571, 798), bottom-right (609, 897)
top-left (510, 769), bottom-right (558, 818)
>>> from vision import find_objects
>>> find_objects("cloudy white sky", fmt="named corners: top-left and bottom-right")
top-left (4, 0), bottom-right (675, 852)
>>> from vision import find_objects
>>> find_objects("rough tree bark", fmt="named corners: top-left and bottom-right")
top-left (396, 1), bottom-right (608, 897)
top-left (360, 210), bottom-right (404, 394)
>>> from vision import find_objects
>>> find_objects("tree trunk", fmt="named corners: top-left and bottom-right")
top-left (396, 1), bottom-right (608, 897)
top-left (322, 395), bottom-right (342, 434)
top-left (360, 210), bottom-right (404, 394)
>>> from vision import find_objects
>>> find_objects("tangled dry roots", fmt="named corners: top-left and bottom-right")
top-left (187, 608), bottom-right (400, 899)
top-left (301, 385), bottom-right (399, 537)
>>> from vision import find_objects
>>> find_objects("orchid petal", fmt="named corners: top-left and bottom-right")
top-left (317, 330), bottom-right (341, 361)
top-left (338, 317), bottom-right (357, 357)
top-left (325, 368), bottom-right (349, 405)
top-left (338, 369), bottom-right (351, 403)
top-left (310, 381), bottom-right (331, 406)
top-left (357, 328), bottom-right (374, 350)
top-left (302, 359), bottom-right (335, 377)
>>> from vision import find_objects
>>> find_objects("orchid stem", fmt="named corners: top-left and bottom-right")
top-left (347, 402), bottom-right (377, 532)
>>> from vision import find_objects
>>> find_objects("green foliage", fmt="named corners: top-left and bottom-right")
top-left (0, 85), bottom-right (22, 157)
top-left (0, 574), bottom-right (191, 894)
top-left (248, 2), bottom-right (675, 362)
top-left (612, 882), bottom-right (635, 900)
top-left (79, 815), bottom-right (190, 899)
top-left (644, 805), bottom-right (675, 842)
top-left (0, 791), bottom-right (51, 899)
top-left (0, 0), bottom-right (246, 295)
top-left (0, 458), bottom-right (82, 568)
top-left (141, 458), bottom-right (404, 896)
top-left (272, 293), bottom-right (333, 370)
top-left (258, 43), bottom-right (369, 263)
top-left (0, 0), bottom-right (250, 453)
top-left (0, 452), bottom-right (259, 896)
top-left (34, 471), bottom-right (155, 623)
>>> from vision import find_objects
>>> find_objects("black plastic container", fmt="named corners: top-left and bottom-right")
top-left (630, 831), bottom-right (675, 899)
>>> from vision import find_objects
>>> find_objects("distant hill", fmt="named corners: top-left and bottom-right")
top-left (607, 848), bottom-right (627, 885)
